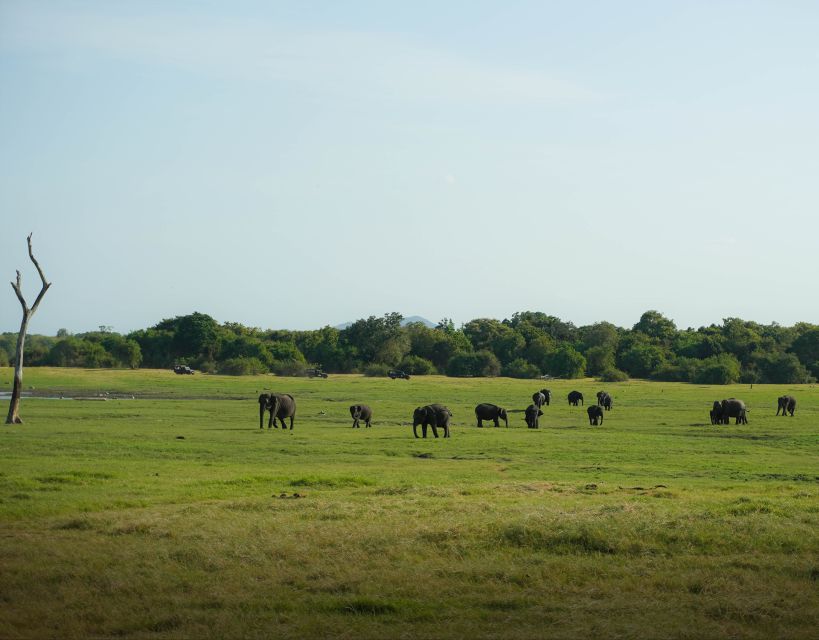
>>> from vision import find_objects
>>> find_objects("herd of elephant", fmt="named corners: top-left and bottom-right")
top-left (258, 389), bottom-right (614, 437)
top-left (259, 391), bottom-right (798, 437)
top-left (518, 388), bottom-right (614, 429)
top-left (707, 394), bottom-right (797, 425)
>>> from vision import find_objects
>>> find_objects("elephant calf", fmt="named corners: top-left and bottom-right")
top-left (568, 391), bottom-right (584, 406)
top-left (524, 404), bottom-right (543, 428)
top-left (350, 404), bottom-right (372, 428)
top-left (587, 405), bottom-right (604, 426)
top-left (776, 395), bottom-right (796, 417)
top-left (475, 403), bottom-right (508, 428)
top-left (597, 391), bottom-right (613, 410)
top-left (413, 404), bottom-right (452, 438)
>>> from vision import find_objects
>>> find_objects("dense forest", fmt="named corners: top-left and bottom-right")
top-left (1, 311), bottom-right (817, 384)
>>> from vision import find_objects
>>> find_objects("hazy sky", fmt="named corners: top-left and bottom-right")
top-left (2, 1), bottom-right (818, 336)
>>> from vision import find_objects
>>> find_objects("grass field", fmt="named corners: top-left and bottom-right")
top-left (1, 368), bottom-right (817, 639)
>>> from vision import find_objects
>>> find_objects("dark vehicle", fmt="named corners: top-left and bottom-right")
top-left (306, 367), bottom-right (329, 379)
top-left (173, 364), bottom-right (194, 375)
top-left (388, 370), bottom-right (411, 380)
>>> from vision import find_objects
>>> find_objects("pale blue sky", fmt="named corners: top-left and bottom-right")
top-left (2, 1), bottom-right (817, 335)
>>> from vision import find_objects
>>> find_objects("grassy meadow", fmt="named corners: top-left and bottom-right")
top-left (0, 368), bottom-right (817, 639)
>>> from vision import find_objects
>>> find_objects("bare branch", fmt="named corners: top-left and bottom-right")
top-left (10, 271), bottom-right (27, 311)
top-left (27, 233), bottom-right (50, 291)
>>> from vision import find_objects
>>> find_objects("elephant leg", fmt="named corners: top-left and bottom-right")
top-left (289, 415), bottom-right (294, 430)
top-left (413, 424), bottom-right (420, 438)
top-left (431, 423), bottom-right (439, 438)
top-left (493, 417), bottom-right (499, 428)
top-left (477, 418), bottom-right (483, 428)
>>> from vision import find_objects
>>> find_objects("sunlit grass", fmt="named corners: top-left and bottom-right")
top-left (0, 368), bottom-right (817, 638)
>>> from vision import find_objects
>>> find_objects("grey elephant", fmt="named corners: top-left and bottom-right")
top-left (475, 403), bottom-right (508, 428)
top-left (709, 400), bottom-right (723, 425)
top-left (350, 404), bottom-right (372, 428)
top-left (597, 391), bottom-right (613, 411)
top-left (720, 398), bottom-right (747, 425)
top-left (524, 404), bottom-right (543, 428)
top-left (587, 405), bottom-right (604, 425)
top-left (412, 404), bottom-right (452, 438)
top-left (568, 390), bottom-right (584, 406)
top-left (776, 395), bottom-right (796, 417)
top-left (532, 389), bottom-right (551, 407)
top-left (259, 393), bottom-right (296, 430)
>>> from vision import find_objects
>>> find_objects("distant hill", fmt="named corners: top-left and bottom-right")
top-left (334, 315), bottom-right (436, 330)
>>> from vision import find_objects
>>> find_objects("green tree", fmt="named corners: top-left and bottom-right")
top-left (633, 310), bottom-right (677, 343)
top-left (693, 354), bottom-right (741, 385)
top-left (618, 341), bottom-right (668, 378)
top-left (585, 345), bottom-right (616, 377)
top-left (543, 344), bottom-right (586, 379)
top-left (446, 350), bottom-right (500, 377)
top-left (341, 312), bottom-right (404, 365)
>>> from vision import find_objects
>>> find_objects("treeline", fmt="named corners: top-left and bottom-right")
top-left (1, 310), bottom-right (818, 384)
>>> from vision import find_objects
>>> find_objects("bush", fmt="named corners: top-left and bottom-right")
top-left (363, 363), bottom-right (392, 377)
top-left (598, 368), bottom-right (629, 382)
top-left (693, 354), bottom-right (741, 385)
top-left (272, 360), bottom-right (307, 377)
top-left (446, 350), bottom-right (501, 377)
top-left (218, 357), bottom-right (268, 376)
top-left (198, 360), bottom-right (217, 374)
top-left (651, 357), bottom-right (702, 382)
top-left (502, 358), bottom-right (541, 379)
top-left (542, 345), bottom-right (586, 379)
top-left (398, 355), bottom-right (436, 375)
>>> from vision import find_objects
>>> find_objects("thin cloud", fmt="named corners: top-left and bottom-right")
top-left (3, 6), bottom-right (602, 108)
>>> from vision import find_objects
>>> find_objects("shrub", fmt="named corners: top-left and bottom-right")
top-left (598, 368), bottom-right (629, 382)
top-left (398, 355), bottom-right (436, 375)
top-left (542, 345), bottom-right (586, 379)
top-left (363, 363), bottom-right (392, 377)
top-left (198, 360), bottom-right (217, 374)
top-left (502, 358), bottom-right (541, 379)
top-left (218, 357), bottom-right (268, 376)
top-left (446, 350), bottom-right (500, 377)
top-left (693, 354), bottom-right (741, 385)
top-left (272, 360), bottom-right (307, 377)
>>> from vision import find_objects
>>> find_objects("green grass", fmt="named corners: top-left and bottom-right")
top-left (1, 368), bottom-right (817, 638)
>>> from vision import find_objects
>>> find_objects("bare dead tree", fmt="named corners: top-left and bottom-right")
top-left (6, 234), bottom-right (51, 424)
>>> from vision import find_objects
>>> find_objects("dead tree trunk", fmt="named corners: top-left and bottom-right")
top-left (6, 234), bottom-right (51, 424)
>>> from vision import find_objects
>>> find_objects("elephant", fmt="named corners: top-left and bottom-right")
top-left (720, 398), bottom-right (747, 425)
top-left (350, 404), bottom-right (372, 428)
top-left (587, 405), bottom-right (604, 425)
top-left (568, 390), bottom-right (584, 406)
top-left (475, 403), bottom-right (508, 428)
top-left (709, 400), bottom-right (724, 425)
top-left (412, 404), bottom-right (452, 438)
top-left (597, 391), bottom-right (613, 411)
top-left (258, 393), bottom-right (296, 430)
top-left (532, 389), bottom-right (551, 407)
top-left (776, 395), bottom-right (796, 417)
top-left (524, 404), bottom-right (543, 428)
